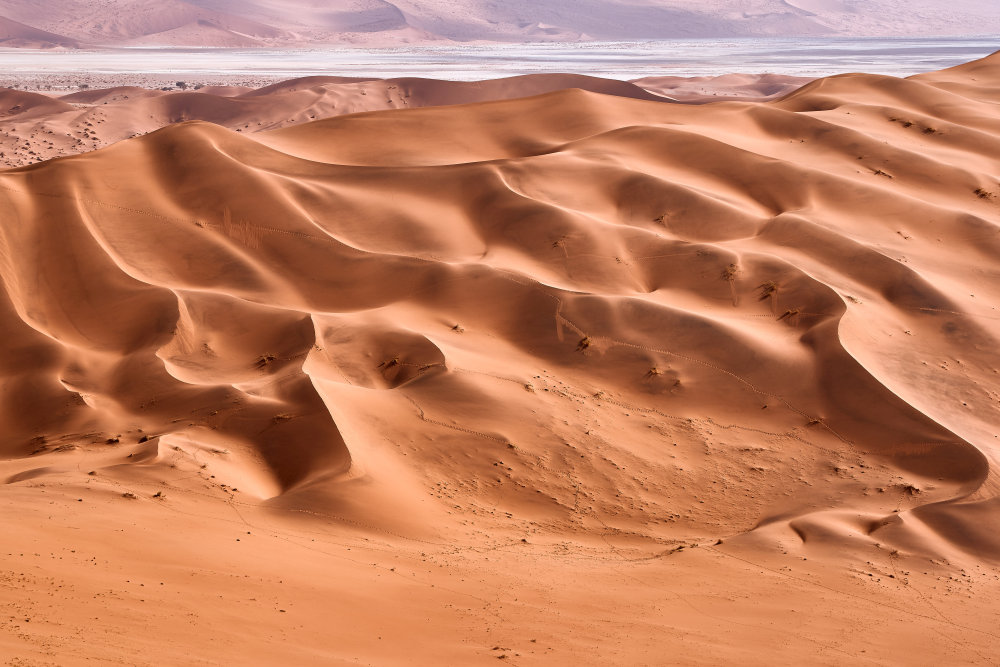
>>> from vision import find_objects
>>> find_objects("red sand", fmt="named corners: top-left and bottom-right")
top-left (1, 52), bottom-right (1000, 664)
top-left (0, 74), bottom-right (671, 169)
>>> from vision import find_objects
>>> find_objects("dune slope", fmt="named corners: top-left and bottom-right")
top-left (0, 14), bottom-right (79, 48)
top-left (2, 52), bottom-right (1000, 664)
top-left (3, 0), bottom-right (999, 44)
top-left (0, 73), bottom-right (672, 169)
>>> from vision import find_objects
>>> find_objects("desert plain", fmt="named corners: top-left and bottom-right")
top-left (0, 20), bottom-right (999, 667)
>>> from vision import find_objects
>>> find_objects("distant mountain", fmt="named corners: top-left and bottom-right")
top-left (0, 0), bottom-right (996, 47)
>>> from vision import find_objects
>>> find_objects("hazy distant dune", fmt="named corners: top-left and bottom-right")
top-left (0, 14), bottom-right (79, 48)
top-left (0, 0), bottom-right (996, 47)
top-left (0, 0), bottom-right (289, 46)
top-left (198, 0), bottom-right (412, 32)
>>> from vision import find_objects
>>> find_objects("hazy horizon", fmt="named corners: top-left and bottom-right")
top-left (0, 0), bottom-right (998, 50)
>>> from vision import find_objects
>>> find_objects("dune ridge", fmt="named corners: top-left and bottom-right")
top-left (2, 51), bottom-right (1000, 664)
top-left (0, 14), bottom-right (79, 48)
top-left (2, 51), bottom-right (1000, 551)
top-left (0, 73), bottom-right (677, 169)
top-left (634, 73), bottom-right (816, 104)
top-left (0, 72), bottom-right (818, 170)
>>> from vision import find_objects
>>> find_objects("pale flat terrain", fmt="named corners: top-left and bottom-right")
top-left (0, 52), bottom-right (1000, 665)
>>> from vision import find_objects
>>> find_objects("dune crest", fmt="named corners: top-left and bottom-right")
top-left (2, 51), bottom-right (1000, 553)
top-left (0, 14), bottom-right (79, 48)
top-left (3, 51), bottom-right (1000, 665)
top-left (0, 73), bottom-right (673, 169)
top-left (1, 0), bottom-right (997, 46)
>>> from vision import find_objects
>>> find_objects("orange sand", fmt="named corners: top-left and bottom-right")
top-left (2, 52), bottom-right (1000, 665)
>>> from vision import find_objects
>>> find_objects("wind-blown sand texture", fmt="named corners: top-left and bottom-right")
top-left (0, 73), bottom-right (792, 169)
top-left (1, 52), bottom-right (1000, 664)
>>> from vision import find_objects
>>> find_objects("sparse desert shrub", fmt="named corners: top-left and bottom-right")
top-left (778, 307), bottom-right (801, 325)
top-left (722, 263), bottom-right (740, 306)
top-left (254, 353), bottom-right (277, 369)
top-left (758, 280), bottom-right (779, 313)
top-left (378, 356), bottom-right (401, 369)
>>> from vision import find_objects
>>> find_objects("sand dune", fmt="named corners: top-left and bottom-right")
top-left (122, 19), bottom-right (269, 47)
top-left (0, 0), bottom-right (288, 46)
top-left (0, 73), bottom-right (670, 168)
top-left (0, 14), bottom-right (79, 48)
top-left (2, 52), bottom-right (1000, 663)
top-left (633, 73), bottom-right (817, 103)
top-left (1, 0), bottom-right (998, 47)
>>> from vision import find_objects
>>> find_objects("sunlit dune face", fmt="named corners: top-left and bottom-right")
top-left (1, 49), bottom-right (1000, 666)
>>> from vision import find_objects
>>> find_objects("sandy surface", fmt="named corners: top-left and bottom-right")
top-left (1, 51), bottom-right (1000, 664)
top-left (634, 73), bottom-right (817, 103)
top-left (0, 73), bottom-right (809, 169)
